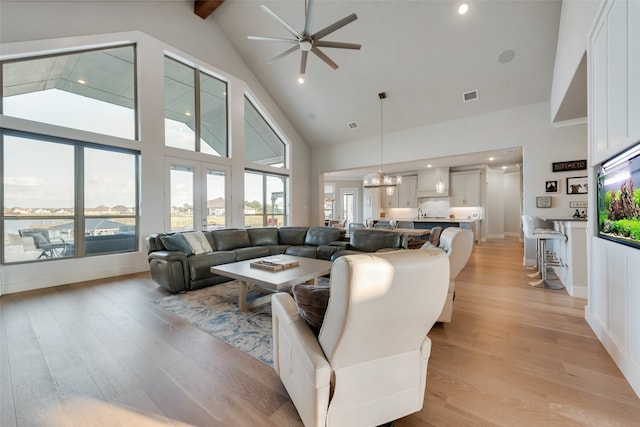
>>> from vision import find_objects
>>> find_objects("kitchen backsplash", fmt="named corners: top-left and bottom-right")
top-left (383, 198), bottom-right (483, 220)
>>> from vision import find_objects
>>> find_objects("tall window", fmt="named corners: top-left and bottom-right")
top-left (1, 131), bottom-right (140, 263)
top-left (2, 45), bottom-right (136, 140)
top-left (164, 56), bottom-right (228, 156)
top-left (244, 171), bottom-right (288, 227)
top-left (244, 96), bottom-right (285, 167)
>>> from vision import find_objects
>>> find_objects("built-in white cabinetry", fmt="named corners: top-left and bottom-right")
top-left (398, 176), bottom-right (418, 208)
top-left (590, 0), bottom-right (640, 165)
top-left (417, 167), bottom-right (449, 197)
top-left (587, 0), bottom-right (640, 398)
top-left (380, 176), bottom-right (418, 208)
top-left (380, 186), bottom-right (399, 208)
top-left (450, 171), bottom-right (481, 206)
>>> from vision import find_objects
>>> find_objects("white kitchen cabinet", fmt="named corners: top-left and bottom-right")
top-left (380, 186), bottom-right (399, 208)
top-left (417, 167), bottom-right (449, 197)
top-left (450, 171), bottom-right (481, 206)
top-left (398, 176), bottom-right (418, 208)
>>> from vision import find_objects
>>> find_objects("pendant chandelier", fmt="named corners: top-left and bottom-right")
top-left (363, 91), bottom-right (401, 196)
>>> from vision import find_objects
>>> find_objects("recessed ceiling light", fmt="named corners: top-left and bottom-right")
top-left (185, 111), bottom-right (191, 116)
top-left (427, 164), bottom-right (433, 168)
top-left (489, 157), bottom-right (495, 161)
top-left (298, 76), bottom-right (305, 84)
top-left (502, 166), bottom-right (508, 170)
top-left (77, 79), bottom-right (86, 84)
top-left (458, 4), bottom-right (469, 15)
top-left (498, 49), bottom-right (516, 64)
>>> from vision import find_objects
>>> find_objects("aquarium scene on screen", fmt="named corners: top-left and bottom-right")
top-left (597, 142), bottom-right (640, 249)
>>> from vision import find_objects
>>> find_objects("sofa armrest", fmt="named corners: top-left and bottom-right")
top-left (272, 293), bottom-right (331, 426)
top-left (148, 251), bottom-right (189, 293)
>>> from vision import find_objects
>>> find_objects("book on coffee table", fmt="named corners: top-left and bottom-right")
top-left (250, 257), bottom-right (300, 271)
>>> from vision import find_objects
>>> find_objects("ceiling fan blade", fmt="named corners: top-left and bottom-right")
top-left (311, 46), bottom-right (338, 70)
top-left (300, 50), bottom-right (309, 75)
top-left (248, 36), bottom-right (298, 44)
top-left (260, 5), bottom-right (301, 39)
top-left (314, 41), bottom-right (361, 50)
top-left (312, 13), bottom-right (357, 41)
top-left (267, 45), bottom-right (300, 64)
top-left (303, 0), bottom-right (316, 35)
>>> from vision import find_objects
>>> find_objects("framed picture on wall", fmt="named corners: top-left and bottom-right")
top-left (536, 196), bottom-right (551, 208)
top-left (567, 176), bottom-right (588, 194)
top-left (545, 180), bottom-right (558, 193)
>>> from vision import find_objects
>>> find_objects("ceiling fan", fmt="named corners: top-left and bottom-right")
top-left (247, 0), bottom-right (361, 80)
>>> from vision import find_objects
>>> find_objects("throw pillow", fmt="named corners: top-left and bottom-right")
top-left (160, 234), bottom-right (192, 256)
top-left (291, 284), bottom-right (331, 336)
top-left (183, 231), bottom-right (213, 254)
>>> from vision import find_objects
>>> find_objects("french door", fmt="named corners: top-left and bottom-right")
top-left (165, 157), bottom-right (231, 231)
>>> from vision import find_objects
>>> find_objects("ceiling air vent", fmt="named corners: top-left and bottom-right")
top-left (463, 90), bottom-right (478, 102)
top-left (347, 121), bottom-right (359, 130)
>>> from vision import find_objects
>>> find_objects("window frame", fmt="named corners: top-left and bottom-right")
top-left (163, 55), bottom-right (229, 157)
top-left (0, 129), bottom-right (141, 264)
top-left (1, 43), bottom-right (139, 140)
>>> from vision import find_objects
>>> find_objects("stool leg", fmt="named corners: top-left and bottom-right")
top-left (540, 239), bottom-right (563, 290)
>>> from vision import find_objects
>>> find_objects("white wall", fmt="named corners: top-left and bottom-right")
top-left (486, 170), bottom-right (506, 239)
top-left (0, 1), bottom-right (311, 293)
top-left (504, 170), bottom-right (523, 237)
top-left (311, 102), bottom-right (588, 264)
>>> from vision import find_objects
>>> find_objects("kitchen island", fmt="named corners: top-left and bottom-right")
top-left (410, 219), bottom-right (481, 242)
top-left (538, 217), bottom-right (587, 298)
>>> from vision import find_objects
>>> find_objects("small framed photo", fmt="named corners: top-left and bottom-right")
top-left (536, 196), bottom-right (552, 208)
top-left (545, 180), bottom-right (558, 193)
top-left (567, 176), bottom-right (588, 194)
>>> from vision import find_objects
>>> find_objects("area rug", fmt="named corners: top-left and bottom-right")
top-left (153, 282), bottom-right (275, 367)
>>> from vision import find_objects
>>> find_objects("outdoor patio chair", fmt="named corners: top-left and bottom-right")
top-left (18, 228), bottom-right (69, 259)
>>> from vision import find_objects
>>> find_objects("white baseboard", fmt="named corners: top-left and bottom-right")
top-left (585, 307), bottom-right (640, 399)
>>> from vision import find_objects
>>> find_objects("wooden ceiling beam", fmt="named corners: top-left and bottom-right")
top-left (194, 0), bottom-right (225, 20)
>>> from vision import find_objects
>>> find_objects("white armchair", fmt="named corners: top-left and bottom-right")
top-left (425, 227), bottom-right (474, 323)
top-left (272, 249), bottom-right (450, 427)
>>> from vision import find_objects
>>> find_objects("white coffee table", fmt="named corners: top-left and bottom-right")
top-left (210, 255), bottom-right (332, 311)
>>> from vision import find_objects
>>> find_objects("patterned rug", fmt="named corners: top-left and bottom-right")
top-left (153, 282), bottom-right (275, 367)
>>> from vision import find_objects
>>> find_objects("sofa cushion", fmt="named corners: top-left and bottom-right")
top-left (304, 226), bottom-right (341, 246)
top-left (211, 229), bottom-right (251, 251)
top-left (247, 227), bottom-right (279, 246)
top-left (291, 283), bottom-right (330, 335)
top-left (285, 246), bottom-right (318, 258)
top-left (160, 234), bottom-right (192, 255)
top-left (188, 251), bottom-right (236, 282)
top-left (234, 246), bottom-right (270, 261)
top-left (277, 227), bottom-right (309, 246)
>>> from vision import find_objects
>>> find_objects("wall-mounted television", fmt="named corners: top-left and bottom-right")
top-left (597, 141), bottom-right (640, 249)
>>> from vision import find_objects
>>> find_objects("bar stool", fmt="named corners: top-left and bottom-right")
top-left (521, 215), bottom-right (566, 289)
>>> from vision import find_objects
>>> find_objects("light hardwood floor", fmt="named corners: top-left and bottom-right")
top-left (1, 237), bottom-right (639, 426)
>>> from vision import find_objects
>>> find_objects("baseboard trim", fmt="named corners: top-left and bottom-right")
top-left (585, 308), bottom-right (640, 399)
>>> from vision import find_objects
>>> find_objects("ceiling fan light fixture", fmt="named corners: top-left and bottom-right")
top-left (299, 40), bottom-right (312, 51)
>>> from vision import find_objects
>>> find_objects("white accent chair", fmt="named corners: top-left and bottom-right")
top-left (422, 226), bottom-right (474, 323)
top-left (272, 249), bottom-right (450, 427)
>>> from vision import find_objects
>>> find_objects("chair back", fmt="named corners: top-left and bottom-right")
top-left (521, 214), bottom-right (535, 238)
top-left (428, 226), bottom-right (442, 246)
top-left (18, 228), bottom-right (52, 249)
top-left (319, 249), bottom-right (449, 426)
top-left (348, 222), bottom-right (366, 234)
top-left (373, 220), bottom-right (393, 229)
top-left (438, 227), bottom-right (473, 281)
top-left (395, 220), bottom-right (414, 229)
